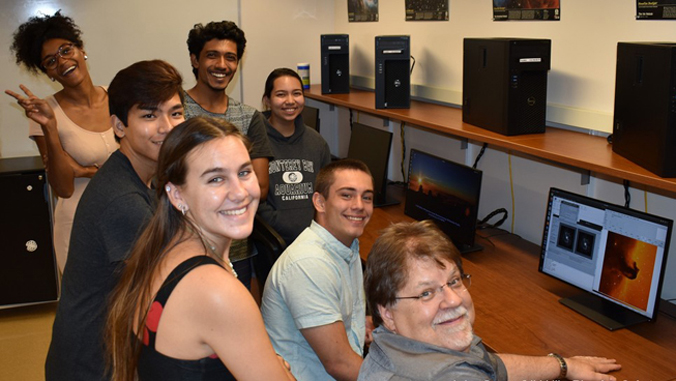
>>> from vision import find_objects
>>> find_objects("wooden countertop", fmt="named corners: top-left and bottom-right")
top-left (306, 85), bottom-right (676, 194)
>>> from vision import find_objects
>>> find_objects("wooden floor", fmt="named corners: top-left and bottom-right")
top-left (0, 303), bottom-right (56, 381)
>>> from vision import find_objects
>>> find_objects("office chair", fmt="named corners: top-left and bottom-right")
top-left (301, 105), bottom-right (320, 132)
top-left (251, 215), bottom-right (287, 290)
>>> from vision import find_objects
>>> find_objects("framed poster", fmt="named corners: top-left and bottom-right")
top-left (637, 0), bottom-right (676, 19)
top-left (348, 0), bottom-right (379, 22)
top-left (405, 0), bottom-right (449, 21)
top-left (493, 0), bottom-right (560, 21)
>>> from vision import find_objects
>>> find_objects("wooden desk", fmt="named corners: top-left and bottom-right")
top-left (361, 184), bottom-right (676, 380)
top-left (306, 85), bottom-right (676, 194)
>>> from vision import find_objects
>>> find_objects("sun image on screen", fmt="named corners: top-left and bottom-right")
top-left (598, 232), bottom-right (657, 312)
top-left (406, 152), bottom-right (479, 234)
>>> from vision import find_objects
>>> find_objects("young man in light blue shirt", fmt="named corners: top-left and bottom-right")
top-left (261, 159), bottom-right (374, 381)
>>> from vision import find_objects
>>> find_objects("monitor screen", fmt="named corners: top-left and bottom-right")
top-left (301, 105), bottom-right (320, 132)
top-left (539, 188), bottom-right (673, 330)
top-left (347, 123), bottom-right (395, 206)
top-left (404, 149), bottom-right (483, 253)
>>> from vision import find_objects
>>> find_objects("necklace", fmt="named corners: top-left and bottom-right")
top-left (195, 233), bottom-right (238, 278)
top-left (206, 242), bottom-right (238, 278)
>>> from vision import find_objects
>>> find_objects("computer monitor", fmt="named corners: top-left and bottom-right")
top-left (301, 105), bottom-right (320, 132)
top-left (404, 149), bottom-right (483, 254)
top-left (347, 123), bottom-right (398, 207)
top-left (539, 188), bottom-right (673, 330)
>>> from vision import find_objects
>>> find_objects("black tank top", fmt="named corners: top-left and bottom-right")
top-left (138, 256), bottom-right (236, 381)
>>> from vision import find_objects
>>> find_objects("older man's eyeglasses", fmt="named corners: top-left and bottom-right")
top-left (395, 273), bottom-right (471, 302)
top-left (42, 43), bottom-right (75, 70)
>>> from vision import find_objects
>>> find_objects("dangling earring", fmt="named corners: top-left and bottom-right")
top-left (49, 77), bottom-right (55, 82)
top-left (84, 55), bottom-right (88, 60)
top-left (178, 204), bottom-right (187, 216)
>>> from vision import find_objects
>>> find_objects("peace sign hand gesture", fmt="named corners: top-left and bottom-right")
top-left (5, 84), bottom-right (56, 129)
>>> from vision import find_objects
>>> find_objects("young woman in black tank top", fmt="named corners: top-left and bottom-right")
top-left (106, 117), bottom-right (295, 381)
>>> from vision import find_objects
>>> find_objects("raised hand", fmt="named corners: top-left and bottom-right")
top-left (5, 85), bottom-right (56, 128)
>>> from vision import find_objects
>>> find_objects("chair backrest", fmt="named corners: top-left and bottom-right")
top-left (251, 215), bottom-right (287, 288)
top-left (301, 105), bottom-right (320, 132)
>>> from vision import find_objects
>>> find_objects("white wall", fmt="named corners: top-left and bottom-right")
top-left (240, 0), bottom-right (335, 109)
top-left (334, 1), bottom-right (676, 133)
top-left (0, 0), bottom-right (241, 158)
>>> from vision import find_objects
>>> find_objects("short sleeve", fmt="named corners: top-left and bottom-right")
top-left (278, 257), bottom-right (344, 330)
top-left (489, 352), bottom-right (508, 381)
top-left (247, 111), bottom-right (274, 160)
top-left (100, 192), bottom-right (153, 263)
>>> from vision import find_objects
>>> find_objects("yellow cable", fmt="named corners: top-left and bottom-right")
top-left (400, 122), bottom-right (406, 181)
top-left (508, 152), bottom-right (515, 234)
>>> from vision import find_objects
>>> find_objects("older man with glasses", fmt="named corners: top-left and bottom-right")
top-left (360, 220), bottom-right (622, 381)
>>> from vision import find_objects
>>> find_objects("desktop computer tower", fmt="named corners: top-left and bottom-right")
top-left (0, 156), bottom-right (59, 307)
top-left (463, 38), bottom-right (551, 136)
top-left (613, 42), bottom-right (676, 177)
top-left (376, 35), bottom-right (410, 109)
top-left (321, 34), bottom-right (350, 94)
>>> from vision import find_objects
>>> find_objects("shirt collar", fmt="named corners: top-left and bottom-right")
top-left (309, 220), bottom-right (360, 264)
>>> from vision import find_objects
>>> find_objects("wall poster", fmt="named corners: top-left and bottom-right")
top-left (637, 1), bottom-right (676, 19)
top-left (405, 0), bottom-right (449, 21)
top-left (493, 0), bottom-right (560, 21)
top-left (348, 0), bottom-right (379, 22)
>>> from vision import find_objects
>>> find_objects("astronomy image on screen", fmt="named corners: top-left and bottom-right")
top-left (598, 231), bottom-right (657, 312)
top-left (405, 150), bottom-right (480, 245)
top-left (541, 198), bottom-right (602, 289)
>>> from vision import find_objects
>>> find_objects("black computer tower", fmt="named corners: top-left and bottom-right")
top-left (321, 34), bottom-right (350, 94)
top-left (463, 38), bottom-right (551, 136)
top-left (613, 42), bottom-right (676, 177)
top-left (0, 156), bottom-right (59, 307)
top-left (376, 35), bottom-right (411, 109)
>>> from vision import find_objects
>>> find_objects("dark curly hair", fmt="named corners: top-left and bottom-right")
top-left (187, 20), bottom-right (246, 79)
top-left (10, 10), bottom-right (84, 75)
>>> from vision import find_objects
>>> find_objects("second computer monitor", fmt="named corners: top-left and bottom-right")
top-left (347, 123), bottom-right (397, 207)
top-left (405, 149), bottom-right (483, 254)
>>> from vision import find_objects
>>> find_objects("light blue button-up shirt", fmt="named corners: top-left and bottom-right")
top-left (261, 221), bottom-right (366, 381)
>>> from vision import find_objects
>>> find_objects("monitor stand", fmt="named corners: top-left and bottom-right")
top-left (456, 242), bottom-right (483, 255)
top-left (559, 293), bottom-right (649, 331)
top-left (374, 180), bottom-right (401, 208)
top-left (375, 194), bottom-right (401, 208)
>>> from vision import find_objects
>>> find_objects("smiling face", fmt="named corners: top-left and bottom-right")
top-left (114, 93), bottom-right (185, 177)
top-left (172, 135), bottom-right (260, 247)
top-left (379, 258), bottom-right (475, 352)
top-left (264, 75), bottom-right (305, 129)
top-left (313, 169), bottom-right (374, 247)
top-left (191, 38), bottom-right (239, 92)
top-left (41, 38), bottom-right (88, 86)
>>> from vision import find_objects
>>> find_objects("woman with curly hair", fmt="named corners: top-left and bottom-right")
top-left (5, 11), bottom-right (118, 273)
